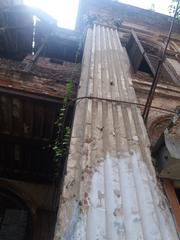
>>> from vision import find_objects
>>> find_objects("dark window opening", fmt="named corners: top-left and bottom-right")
top-left (126, 31), bottom-right (155, 76)
top-left (175, 189), bottom-right (180, 204)
top-left (138, 58), bottom-right (153, 75)
top-left (0, 190), bottom-right (32, 240)
top-left (126, 32), bottom-right (179, 86)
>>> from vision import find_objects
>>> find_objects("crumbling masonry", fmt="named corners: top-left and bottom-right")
top-left (0, 0), bottom-right (180, 240)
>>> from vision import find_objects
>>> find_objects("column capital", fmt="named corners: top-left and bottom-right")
top-left (82, 13), bottom-right (123, 29)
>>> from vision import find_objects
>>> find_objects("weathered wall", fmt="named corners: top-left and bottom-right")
top-left (77, 0), bottom-right (180, 63)
top-left (76, 0), bottom-right (180, 147)
top-left (0, 1), bottom-right (180, 239)
top-left (132, 72), bottom-right (180, 145)
top-left (0, 55), bottom-right (81, 240)
top-left (0, 57), bottom-right (80, 99)
top-left (77, 0), bottom-right (180, 35)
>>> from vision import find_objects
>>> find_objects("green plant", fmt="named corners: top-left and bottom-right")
top-left (52, 28), bottom-right (84, 181)
top-left (169, 0), bottom-right (180, 19)
top-left (53, 80), bottom-right (73, 165)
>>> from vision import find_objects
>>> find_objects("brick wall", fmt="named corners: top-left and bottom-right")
top-left (0, 57), bottom-right (81, 99)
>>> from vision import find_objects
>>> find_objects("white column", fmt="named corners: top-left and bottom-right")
top-left (54, 25), bottom-right (178, 240)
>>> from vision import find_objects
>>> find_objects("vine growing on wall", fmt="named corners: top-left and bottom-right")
top-left (52, 28), bottom-right (86, 180)
top-left (53, 80), bottom-right (73, 177)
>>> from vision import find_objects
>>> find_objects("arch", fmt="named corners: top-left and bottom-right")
top-left (0, 179), bottom-right (37, 215)
top-left (148, 114), bottom-right (173, 146)
top-left (0, 179), bottom-right (39, 240)
top-left (0, 187), bottom-right (33, 240)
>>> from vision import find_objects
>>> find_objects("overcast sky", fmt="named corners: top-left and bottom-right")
top-left (24, 0), bottom-right (172, 29)
top-left (119, 0), bottom-right (171, 15)
top-left (24, 0), bottom-right (80, 29)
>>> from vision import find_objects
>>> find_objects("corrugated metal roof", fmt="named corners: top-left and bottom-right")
top-left (54, 25), bottom-right (178, 240)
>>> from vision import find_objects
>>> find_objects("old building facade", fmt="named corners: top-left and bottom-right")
top-left (0, 0), bottom-right (180, 239)
top-left (55, 0), bottom-right (180, 239)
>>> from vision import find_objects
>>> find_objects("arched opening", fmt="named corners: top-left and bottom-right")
top-left (0, 189), bottom-right (33, 240)
top-left (148, 115), bottom-right (173, 146)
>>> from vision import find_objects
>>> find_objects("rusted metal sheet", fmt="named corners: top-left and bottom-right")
top-left (54, 25), bottom-right (178, 239)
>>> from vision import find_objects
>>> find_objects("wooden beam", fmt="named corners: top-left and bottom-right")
top-left (0, 86), bottom-right (62, 104)
top-left (163, 179), bottom-right (180, 233)
top-left (24, 42), bottom-right (47, 72)
top-left (0, 134), bottom-right (51, 146)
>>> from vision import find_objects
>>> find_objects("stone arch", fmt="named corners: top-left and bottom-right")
top-left (148, 114), bottom-right (173, 146)
top-left (0, 179), bottom-right (38, 240)
top-left (0, 187), bottom-right (34, 240)
top-left (0, 180), bottom-right (37, 215)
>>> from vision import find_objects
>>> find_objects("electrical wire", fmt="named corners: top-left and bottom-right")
top-left (72, 96), bottom-right (176, 114)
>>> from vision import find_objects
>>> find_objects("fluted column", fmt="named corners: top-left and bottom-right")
top-left (54, 25), bottom-right (178, 240)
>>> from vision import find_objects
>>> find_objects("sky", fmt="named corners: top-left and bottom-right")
top-left (119, 0), bottom-right (171, 15)
top-left (24, 0), bottom-right (172, 30)
top-left (24, 0), bottom-right (80, 29)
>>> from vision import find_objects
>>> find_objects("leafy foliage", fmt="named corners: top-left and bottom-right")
top-left (53, 80), bottom-right (73, 177)
top-left (169, 0), bottom-right (180, 19)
